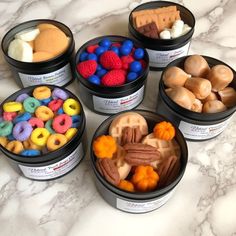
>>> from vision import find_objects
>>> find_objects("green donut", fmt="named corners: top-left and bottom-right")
top-left (0, 121), bottom-right (13, 136)
top-left (45, 119), bottom-right (55, 134)
top-left (23, 97), bottom-right (41, 113)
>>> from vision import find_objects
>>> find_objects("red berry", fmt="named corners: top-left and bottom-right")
top-left (112, 43), bottom-right (121, 47)
top-left (77, 60), bottom-right (97, 78)
top-left (121, 55), bottom-right (134, 70)
top-left (87, 44), bottom-right (99, 53)
top-left (139, 59), bottom-right (147, 69)
top-left (100, 51), bottom-right (122, 70)
top-left (101, 69), bottom-right (126, 86)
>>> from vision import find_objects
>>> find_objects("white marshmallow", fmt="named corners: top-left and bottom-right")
top-left (15, 28), bottom-right (40, 42)
top-left (160, 30), bottom-right (171, 39)
top-left (173, 20), bottom-right (184, 29)
top-left (170, 25), bottom-right (183, 38)
top-left (182, 24), bottom-right (192, 35)
top-left (8, 39), bottom-right (33, 62)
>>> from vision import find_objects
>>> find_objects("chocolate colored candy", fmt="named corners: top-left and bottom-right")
top-left (137, 22), bottom-right (159, 39)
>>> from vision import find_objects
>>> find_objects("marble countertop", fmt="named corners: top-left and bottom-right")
top-left (0, 0), bottom-right (236, 235)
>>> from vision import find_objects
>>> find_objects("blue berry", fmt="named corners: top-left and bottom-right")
top-left (123, 40), bottom-right (133, 49)
top-left (96, 64), bottom-right (103, 71)
top-left (79, 52), bottom-right (88, 61)
top-left (88, 75), bottom-right (101, 85)
top-left (96, 69), bottom-right (107, 77)
top-left (87, 53), bottom-right (98, 61)
top-left (57, 108), bottom-right (64, 115)
top-left (120, 45), bottom-right (132, 56)
top-left (100, 38), bottom-right (111, 48)
top-left (130, 61), bottom-right (142, 72)
top-left (127, 72), bottom-right (138, 82)
top-left (95, 47), bottom-right (106, 56)
top-left (134, 48), bottom-right (144, 60)
top-left (110, 46), bottom-right (119, 55)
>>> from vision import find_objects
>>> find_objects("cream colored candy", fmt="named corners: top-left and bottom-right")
top-left (142, 133), bottom-right (181, 169)
top-left (112, 145), bottom-right (131, 180)
top-left (8, 39), bottom-right (33, 62)
top-left (15, 28), bottom-right (40, 41)
top-left (218, 87), bottom-right (236, 107)
top-left (184, 55), bottom-right (210, 78)
top-left (207, 65), bottom-right (234, 92)
top-left (203, 100), bottom-right (227, 113)
top-left (170, 20), bottom-right (184, 38)
top-left (184, 77), bottom-right (212, 99)
top-left (191, 99), bottom-right (203, 113)
top-left (163, 66), bottom-right (191, 88)
top-left (166, 86), bottom-right (196, 110)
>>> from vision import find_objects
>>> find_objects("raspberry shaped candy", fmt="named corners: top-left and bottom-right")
top-left (87, 44), bottom-right (99, 53)
top-left (100, 51), bottom-right (122, 70)
top-left (101, 69), bottom-right (126, 86)
top-left (77, 60), bottom-right (97, 78)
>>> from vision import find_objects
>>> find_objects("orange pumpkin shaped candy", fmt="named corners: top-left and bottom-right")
top-left (118, 180), bottom-right (135, 192)
top-left (153, 121), bottom-right (175, 141)
top-left (93, 135), bottom-right (117, 159)
top-left (131, 166), bottom-right (159, 192)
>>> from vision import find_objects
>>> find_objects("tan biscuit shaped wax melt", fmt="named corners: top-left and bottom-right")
top-left (34, 28), bottom-right (69, 57)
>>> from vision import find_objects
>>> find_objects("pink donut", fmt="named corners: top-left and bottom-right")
top-left (28, 117), bottom-right (44, 128)
top-left (48, 99), bottom-right (63, 112)
top-left (3, 112), bottom-right (17, 121)
top-left (52, 114), bottom-right (72, 133)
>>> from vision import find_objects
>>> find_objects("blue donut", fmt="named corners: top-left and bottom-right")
top-left (13, 112), bottom-right (31, 124)
top-left (71, 115), bottom-right (81, 128)
top-left (20, 149), bottom-right (41, 156)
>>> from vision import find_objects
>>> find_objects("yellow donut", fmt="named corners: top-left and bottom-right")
top-left (65, 128), bottom-right (78, 141)
top-left (31, 128), bottom-right (50, 146)
top-left (63, 98), bottom-right (81, 116)
top-left (35, 106), bottom-right (54, 121)
top-left (46, 133), bottom-right (67, 151)
top-left (23, 139), bottom-right (42, 150)
top-left (3, 102), bottom-right (22, 112)
top-left (6, 140), bottom-right (24, 154)
top-left (0, 137), bottom-right (8, 147)
top-left (33, 86), bottom-right (51, 100)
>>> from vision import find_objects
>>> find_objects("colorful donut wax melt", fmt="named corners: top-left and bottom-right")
top-left (0, 86), bottom-right (81, 157)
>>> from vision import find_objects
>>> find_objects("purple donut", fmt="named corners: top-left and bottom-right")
top-left (13, 121), bottom-right (33, 141)
top-left (52, 88), bottom-right (69, 100)
top-left (16, 93), bottom-right (30, 102)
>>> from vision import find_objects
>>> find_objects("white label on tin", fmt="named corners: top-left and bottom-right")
top-left (146, 42), bottom-right (190, 68)
top-left (116, 190), bottom-right (173, 213)
top-left (93, 86), bottom-right (144, 114)
top-left (18, 143), bottom-right (84, 180)
top-left (18, 63), bottom-right (72, 87)
top-left (179, 118), bottom-right (231, 140)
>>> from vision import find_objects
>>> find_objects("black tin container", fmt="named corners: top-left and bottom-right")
top-left (90, 110), bottom-right (188, 213)
top-left (0, 85), bottom-right (86, 181)
top-left (75, 35), bottom-right (149, 115)
top-left (1, 19), bottom-right (75, 88)
top-left (157, 55), bottom-right (236, 141)
top-left (128, 1), bottom-right (195, 71)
